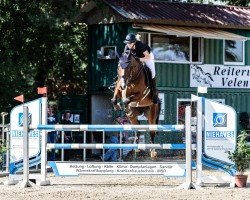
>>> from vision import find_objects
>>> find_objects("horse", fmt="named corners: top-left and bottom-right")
top-left (111, 52), bottom-right (161, 159)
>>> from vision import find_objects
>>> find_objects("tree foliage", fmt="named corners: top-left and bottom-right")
top-left (226, 0), bottom-right (249, 6)
top-left (0, 0), bottom-right (88, 116)
top-left (192, 0), bottom-right (249, 6)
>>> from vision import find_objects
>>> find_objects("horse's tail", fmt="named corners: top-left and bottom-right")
top-left (156, 99), bottom-right (161, 125)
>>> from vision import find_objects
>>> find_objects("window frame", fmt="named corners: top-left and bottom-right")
top-left (223, 39), bottom-right (245, 66)
top-left (97, 45), bottom-right (117, 60)
top-left (139, 32), bottom-right (204, 64)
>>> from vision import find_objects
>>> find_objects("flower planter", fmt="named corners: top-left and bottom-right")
top-left (235, 175), bottom-right (248, 188)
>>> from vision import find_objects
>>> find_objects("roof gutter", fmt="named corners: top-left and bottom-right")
top-left (131, 19), bottom-right (250, 30)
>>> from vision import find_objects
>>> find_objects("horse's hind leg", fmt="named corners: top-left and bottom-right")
top-left (128, 116), bottom-right (140, 143)
top-left (127, 116), bottom-right (141, 159)
top-left (147, 105), bottom-right (159, 144)
top-left (147, 105), bottom-right (160, 160)
top-left (111, 81), bottom-right (122, 110)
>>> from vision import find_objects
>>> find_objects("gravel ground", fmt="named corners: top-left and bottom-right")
top-left (0, 169), bottom-right (249, 200)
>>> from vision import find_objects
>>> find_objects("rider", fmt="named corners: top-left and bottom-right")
top-left (123, 33), bottom-right (158, 104)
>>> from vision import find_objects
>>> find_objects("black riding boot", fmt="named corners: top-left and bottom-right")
top-left (151, 77), bottom-right (158, 104)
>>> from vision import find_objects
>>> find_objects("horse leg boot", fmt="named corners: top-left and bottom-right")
top-left (151, 77), bottom-right (158, 104)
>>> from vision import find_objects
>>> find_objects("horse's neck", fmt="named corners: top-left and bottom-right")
top-left (129, 61), bottom-right (143, 81)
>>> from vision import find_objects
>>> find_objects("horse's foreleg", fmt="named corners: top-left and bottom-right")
top-left (147, 106), bottom-right (159, 144)
top-left (127, 116), bottom-right (141, 159)
top-left (149, 130), bottom-right (157, 160)
top-left (111, 82), bottom-right (122, 110)
top-left (135, 132), bottom-right (140, 144)
top-left (128, 116), bottom-right (140, 143)
top-left (147, 105), bottom-right (160, 160)
top-left (150, 131), bottom-right (156, 144)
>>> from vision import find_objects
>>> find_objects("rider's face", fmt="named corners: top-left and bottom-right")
top-left (127, 42), bottom-right (135, 49)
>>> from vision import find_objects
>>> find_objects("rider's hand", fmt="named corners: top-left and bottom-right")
top-left (140, 58), bottom-right (146, 62)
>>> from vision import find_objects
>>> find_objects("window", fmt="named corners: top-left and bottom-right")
top-left (97, 46), bottom-right (117, 59)
top-left (224, 40), bottom-right (244, 65)
top-left (139, 33), bottom-right (202, 63)
top-left (177, 100), bottom-right (192, 125)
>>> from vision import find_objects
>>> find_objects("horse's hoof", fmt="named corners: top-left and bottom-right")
top-left (123, 98), bottom-right (130, 105)
top-left (135, 149), bottom-right (140, 153)
top-left (111, 98), bottom-right (117, 105)
top-left (126, 111), bottom-right (133, 117)
top-left (114, 105), bottom-right (119, 110)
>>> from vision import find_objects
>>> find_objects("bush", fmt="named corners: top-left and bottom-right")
top-left (227, 130), bottom-right (250, 175)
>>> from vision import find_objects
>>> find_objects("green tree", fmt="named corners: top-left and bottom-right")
top-left (227, 0), bottom-right (249, 6)
top-left (0, 0), bottom-right (88, 118)
top-left (192, 0), bottom-right (249, 6)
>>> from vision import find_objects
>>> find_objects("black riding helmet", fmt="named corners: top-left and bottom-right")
top-left (124, 33), bottom-right (137, 44)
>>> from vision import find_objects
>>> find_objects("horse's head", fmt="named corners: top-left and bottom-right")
top-left (118, 53), bottom-right (141, 90)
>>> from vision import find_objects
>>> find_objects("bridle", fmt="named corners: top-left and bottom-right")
top-left (119, 52), bottom-right (144, 90)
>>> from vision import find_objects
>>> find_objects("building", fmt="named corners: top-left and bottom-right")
top-left (81, 0), bottom-right (250, 133)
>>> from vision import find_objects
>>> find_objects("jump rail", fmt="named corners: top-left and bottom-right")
top-left (47, 143), bottom-right (197, 150)
top-left (30, 124), bottom-right (185, 132)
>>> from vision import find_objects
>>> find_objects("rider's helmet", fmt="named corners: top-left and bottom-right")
top-left (124, 33), bottom-right (137, 44)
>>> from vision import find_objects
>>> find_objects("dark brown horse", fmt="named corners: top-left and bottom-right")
top-left (111, 52), bottom-right (161, 158)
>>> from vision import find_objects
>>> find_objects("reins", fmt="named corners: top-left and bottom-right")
top-left (118, 45), bottom-right (147, 89)
top-left (128, 56), bottom-right (145, 83)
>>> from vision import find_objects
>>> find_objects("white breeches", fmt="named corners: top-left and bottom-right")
top-left (144, 52), bottom-right (155, 78)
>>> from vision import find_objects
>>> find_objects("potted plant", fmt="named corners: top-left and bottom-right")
top-left (227, 130), bottom-right (250, 187)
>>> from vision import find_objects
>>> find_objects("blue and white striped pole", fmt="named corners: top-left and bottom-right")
top-left (47, 143), bottom-right (197, 150)
top-left (31, 124), bottom-right (185, 132)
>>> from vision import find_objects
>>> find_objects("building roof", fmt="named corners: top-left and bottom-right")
top-left (102, 0), bottom-right (250, 29)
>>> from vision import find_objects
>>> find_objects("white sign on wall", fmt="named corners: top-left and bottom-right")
top-left (190, 64), bottom-right (250, 88)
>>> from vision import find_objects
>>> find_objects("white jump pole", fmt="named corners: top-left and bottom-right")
top-left (196, 97), bottom-right (203, 186)
top-left (61, 131), bottom-right (65, 161)
top-left (83, 130), bottom-right (86, 161)
top-left (6, 126), bottom-right (10, 173)
top-left (185, 106), bottom-right (193, 188)
top-left (37, 97), bottom-right (50, 186)
top-left (20, 106), bottom-right (32, 188)
top-left (178, 106), bottom-right (196, 189)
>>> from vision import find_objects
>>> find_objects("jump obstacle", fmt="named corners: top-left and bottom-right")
top-left (5, 95), bottom-right (237, 189)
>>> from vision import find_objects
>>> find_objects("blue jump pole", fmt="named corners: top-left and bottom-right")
top-left (47, 143), bottom-right (196, 150)
top-left (31, 124), bottom-right (185, 132)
